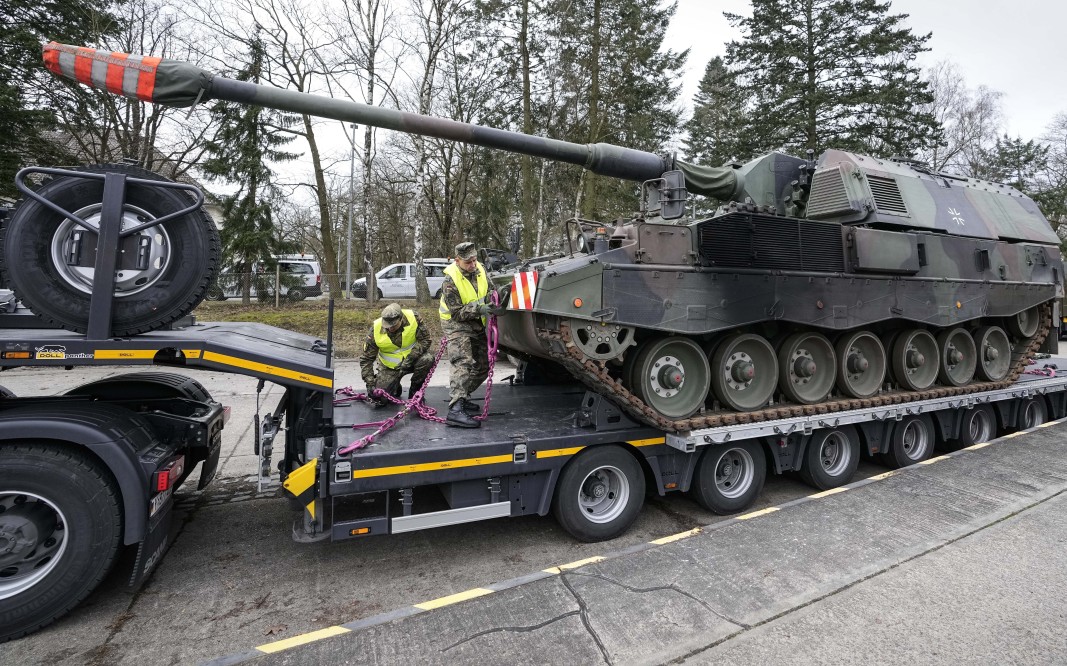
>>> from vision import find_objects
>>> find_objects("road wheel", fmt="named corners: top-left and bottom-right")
top-left (974, 326), bottom-right (1011, 381)
top-left (880, 415), bottom-right (935, 468)
top-left (936, 328), bottom-right (977, 387)
top-left (890, 329), bottom-right (939, 391)
top-left (287, 287), bottom-right (306, 302)
top-left (552, 446), bottom-right (645, 542)
top-left (631, 336), bottom-right (710, 420)
top-left (1006, 306), bottom-right (1040, 339)
top-left (799, 426), bottom-right (861, 490)
top-left (0, 165), bottom-right (220, 335)
top-left (835, 331), bottom-right (886, 398)
top-left (940, 405), bottom-right (996, 452)
top-left (0, 444), bottom-right (122, 642)
top-left (687, 440), bottom-right (766, 514)
top-left (777, 331), bottom-right (836, 404)
top-left (710, 333), bottom-right (778, 411)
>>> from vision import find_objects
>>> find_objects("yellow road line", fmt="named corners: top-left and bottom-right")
top-left (650, 527), bottom-right (702, 545)
top-left (966, 442), bottom-right (991, 450)
top-left (809, 487), bottom-right (849, 499)
top-left (543, 556), bottom-right (605, 574)
top-left (919, 455), bottom-right (950, 465)
top-left (414, 587), bottom-right (494, 610)
top-left (737, 507), bottom-right (779, 520)
top-left (256, 626), bottom-right (350, 654)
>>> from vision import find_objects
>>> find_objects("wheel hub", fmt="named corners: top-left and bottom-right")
top-left (906, 348), bottom-right (925, 370)
top-left (583, 477), bottom-right (607, 500)
top-left (847, 352), bottom-right (869, 374)
top-left (651, 356), bottom-right (685, 396)
top-left (947, 346), bottom-right (964, 365)
top-left (984, 346), bottom-right (999, 361)
top-left (791, 354), bottom-right (817, 380)
top-left (51, 203), bottom-right (173, 297)
top-left (727, 353), bottom-right (755, 389)
top-left (0, 503), bottom-right (54, 566)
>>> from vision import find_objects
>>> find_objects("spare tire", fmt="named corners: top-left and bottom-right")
top-left (0, 164), bottom-right (220, 335)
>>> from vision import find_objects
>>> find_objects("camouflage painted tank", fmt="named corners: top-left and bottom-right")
top-left (40, 43), bottom-right (1064, 430)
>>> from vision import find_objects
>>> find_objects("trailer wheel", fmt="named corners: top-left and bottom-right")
top-left (798, 426), bottom-right (860, 490)
top-left (940, 405), bottom-right (996, 452)
top-left (0, 164), bottom-right (220, 335)
top-left (0, 444), bottom-right (122, 643)
top-left (880, 415), bottom-right (934, 468)
top-left (688, 441), bottom-right (766, 515)
top-left (552, 446), bottom-right (645, 542)
top-left (1019, 398), bottom-right (1047, 429)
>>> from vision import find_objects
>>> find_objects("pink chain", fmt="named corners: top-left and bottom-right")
top-left (336, 291), bottom-right (502, 455)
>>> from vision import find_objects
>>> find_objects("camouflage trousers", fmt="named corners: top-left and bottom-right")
top-left (445, 324), bottom-right (489, 407)
top-left (372, 351), bottom-right (434, 399)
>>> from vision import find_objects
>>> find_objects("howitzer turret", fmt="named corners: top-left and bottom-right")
top-left (20, 42), bottom-right (1066, 432)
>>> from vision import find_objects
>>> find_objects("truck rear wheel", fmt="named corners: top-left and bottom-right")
top-left (940, 405), bottom-right (996, 452)
top-left (552, 446), bottom-right (645, 542)
top-left (880, 415), bottom-right (934, 468)
top-left (0, 444), bottom-right (122, 642)
top-left (687, 440), bottom-right (766, 514)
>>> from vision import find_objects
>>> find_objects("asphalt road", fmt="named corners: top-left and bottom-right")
top-left (0, 361), bottom-right (1063, 664)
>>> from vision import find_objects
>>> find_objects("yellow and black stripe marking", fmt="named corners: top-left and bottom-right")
top-left (204, 419), bottom-right (1064, 666)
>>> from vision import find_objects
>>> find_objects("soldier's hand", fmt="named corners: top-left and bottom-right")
top-left (475, 302), bottom-right (491, 316)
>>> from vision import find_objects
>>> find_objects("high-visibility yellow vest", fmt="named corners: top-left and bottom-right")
top-left (373, 309), bottom-right (417, 368)
top-left (439, 261), bottom-right (488, 324)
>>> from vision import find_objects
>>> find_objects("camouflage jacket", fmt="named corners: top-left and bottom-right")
top-left (359, 311), bottom-right (432, 384)
top-left (440, 264), bottom-right (487, 335)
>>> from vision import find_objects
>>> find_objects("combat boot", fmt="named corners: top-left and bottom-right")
top-left (446, 402), bottom-right (480, 428)
top-left (461, 398), bottom-right (481, 415)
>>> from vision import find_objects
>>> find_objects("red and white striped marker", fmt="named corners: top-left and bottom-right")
top-left (510, 271), bottom-right (538, 310)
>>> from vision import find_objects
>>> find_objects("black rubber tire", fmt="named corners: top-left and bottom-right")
top-left (204, 286), bottom-right (226, 301)
top-left (552, 445), bottom-right (645, 542)
top-left (433, 289), bottom-right (442, 299)
top-left (0, 385), bottom-right (14, 398)
top-left (939, 405), bottom-right (996, 452)
top-left (376, 288), bottom-right (383, 299)
top-left (0, 444), bottom-right (122, 643)
top-left (287, 288), bottom-right (306, 302)
top-left (0, 164), bottom-right (220, 335)
top-left (687, 440), bottom-right (767, 515)
top-left (798, 426), bottom-right (861, 490)
top-left (1018, 398), bottom-right (1047, 430)
top-left (880, 414), bottom-right (935, 467)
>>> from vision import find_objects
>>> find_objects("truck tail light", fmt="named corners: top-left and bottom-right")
top-left (153, 455), bottom-right (186, 492)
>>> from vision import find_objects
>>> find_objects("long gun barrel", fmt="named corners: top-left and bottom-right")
top-left (43, 42), bottom-right (680, 183)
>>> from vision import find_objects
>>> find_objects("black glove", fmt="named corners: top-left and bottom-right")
top-left (475, 302), bottom-right (491, 316)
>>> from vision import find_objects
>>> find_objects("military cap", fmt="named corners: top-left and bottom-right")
top-left (381, 303), bottom-right (404, 325)
top-left (455, 241), bottom-right (477, 261)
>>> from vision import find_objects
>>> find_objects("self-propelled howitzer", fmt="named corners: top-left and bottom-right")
top-left (33, 43), bottom-right (1065, 432)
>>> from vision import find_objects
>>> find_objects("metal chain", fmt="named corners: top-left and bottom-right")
top-left (336, 291), bottom-right (503, 454)
top-left (541, 304), bottom-right (1053, 433)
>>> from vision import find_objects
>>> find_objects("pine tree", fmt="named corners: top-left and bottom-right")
top-left (977, 135), bottom-right (1049, 194)
top-left (200, 36), bottom-right (300, 303)
top-left (0, 0), bottom-right (121, 197)
top-left (724, 0), bottom-right (937, 158)
top-left (683, 57), bottom-right (750, 166)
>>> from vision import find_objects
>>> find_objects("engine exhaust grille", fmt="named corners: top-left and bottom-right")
top-left (867, 175), bottom-right (909, 216)
top-left (697, 212), bottom-right (845, 272)
top-left (807, 167), bottom-right (860, 219)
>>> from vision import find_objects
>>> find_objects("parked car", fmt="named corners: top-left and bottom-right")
top-left (205, 255), bottom-right (323, 301)
top-left (351, 259), bottom-right (450, 299)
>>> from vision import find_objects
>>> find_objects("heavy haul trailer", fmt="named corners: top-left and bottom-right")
top-left (3, 321), bottom-right (1067, 642)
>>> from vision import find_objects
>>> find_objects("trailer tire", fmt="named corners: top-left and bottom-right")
top-left (1019, 398), bottom-right (1047, 429)
top-left (688, 441), bottom-right (766, 515)
top-left (798, 426), bottom-right (860, 490)
top-left (0, 164), bottom-right (220, 336)
top-left (940, 405), bottom-right (996, 452)
top-left (880, 414), bottom-right (935, 468)
top-left (552, 446), bottom-right (645, 542)
top-left (0, 443), bottom-right (122, 643)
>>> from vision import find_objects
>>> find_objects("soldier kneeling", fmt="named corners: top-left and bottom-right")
top-left (360, 303), bottom-right (433, 405)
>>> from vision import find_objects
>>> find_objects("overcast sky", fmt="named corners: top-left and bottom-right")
top-left (666, 0), bottom-right (1067, 140)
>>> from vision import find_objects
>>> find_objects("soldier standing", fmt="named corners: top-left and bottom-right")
top-left (360, 303), bottom-right (433, 404)
top-left (439, 241), bottom-right (495, 428)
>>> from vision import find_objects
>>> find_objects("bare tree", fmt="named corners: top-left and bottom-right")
top-left (918, 60), bottom-right (1004, 174)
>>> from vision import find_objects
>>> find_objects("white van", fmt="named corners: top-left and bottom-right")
top-left (352, 259), bottom-right (450, 299)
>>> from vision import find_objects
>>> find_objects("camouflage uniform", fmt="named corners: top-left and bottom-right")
top-left (440, 252), bottom-right (490, 409)
top-left (359, 306), bottom-right (433, 400)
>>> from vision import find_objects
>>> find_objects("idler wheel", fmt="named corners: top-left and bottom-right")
top-left (834, 331), bottom-right (886, 399)
top-left (570, 320), bottom-right (637, 361)
top-left (630, 336), bottom-right (710, 420)
top-left (777, 332), bottom-right (836, 405)
top-left (936, 327), bottom-right (977, 387)
top-left (891, 329), bottom-right (939, 391)
top-left (1005, 307), bottom-right (1040, 339)
top-left (710, 333), bottom-right (778, 411)
top-left (973, 325), bottom-right (1011, 382)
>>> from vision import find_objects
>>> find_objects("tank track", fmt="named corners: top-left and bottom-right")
top-left (540, 304), bottom-right (1052, 433)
